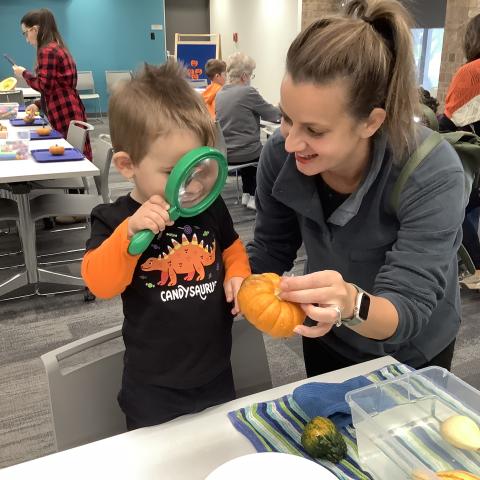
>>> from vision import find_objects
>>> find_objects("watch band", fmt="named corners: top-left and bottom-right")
top-left (339, 284), bottom-right (370, 327)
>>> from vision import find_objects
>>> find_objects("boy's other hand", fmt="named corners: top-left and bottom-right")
top-left (127, 195), bottom-right (174, 239)
top-left (224, 276), bottom-right (245, 315)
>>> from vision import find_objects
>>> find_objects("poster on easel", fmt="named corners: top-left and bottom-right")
top-left (175, 33), bottom-right (220, 83)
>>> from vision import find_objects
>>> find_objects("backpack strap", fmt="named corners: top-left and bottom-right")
top-left (390, 132), bottom-right (444, 212)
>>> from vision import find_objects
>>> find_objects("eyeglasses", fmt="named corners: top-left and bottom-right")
top-left (250, 73), bottom-right (256, 80)
top-left (22, 27), bottom-right (35, 37)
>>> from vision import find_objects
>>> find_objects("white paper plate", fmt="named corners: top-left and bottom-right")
top-left (205, 452), bottom-right (338, 479)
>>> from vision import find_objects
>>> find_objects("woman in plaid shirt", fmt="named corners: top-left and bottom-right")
top-left (13, 8), bottom-right (92, 160)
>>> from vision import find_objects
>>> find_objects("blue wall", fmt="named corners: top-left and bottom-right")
top-left (0, 0), bottom-right (166, 112)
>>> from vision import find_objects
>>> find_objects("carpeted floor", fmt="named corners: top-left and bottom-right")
top-left (0, 120), bottom-right (478, 470)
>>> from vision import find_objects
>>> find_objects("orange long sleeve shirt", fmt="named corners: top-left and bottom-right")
top-left (82, 219), bottom-right (251, 299)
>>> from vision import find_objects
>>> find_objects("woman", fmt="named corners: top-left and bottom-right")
top-left (439, 13), bottom-right (480, 284)
top-left (248, 0), bottom-right (465, 375)
top-left (216, 52), bottom-right (280, 210)
top-left (13, 8), bottom-right (92, 160)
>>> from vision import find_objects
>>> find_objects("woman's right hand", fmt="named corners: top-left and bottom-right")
top-left (25, 104), bottom-right (39, 116)
top-left (127, 195), bottom-right (174, 239)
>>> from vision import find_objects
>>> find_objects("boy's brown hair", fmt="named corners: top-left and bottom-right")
top-left (204, 59), bottom-right (226, 80)
top-left (109, 60), bottom-right (216, 165)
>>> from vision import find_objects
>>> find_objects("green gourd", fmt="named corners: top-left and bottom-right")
top-left (301, 416), bottom-right (347, 463)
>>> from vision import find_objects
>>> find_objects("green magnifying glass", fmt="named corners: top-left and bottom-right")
top-left (128, 146), bottom-right (228, 256)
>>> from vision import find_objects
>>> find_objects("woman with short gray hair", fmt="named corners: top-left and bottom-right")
top-left (216, 52), bottom-right (280, 210)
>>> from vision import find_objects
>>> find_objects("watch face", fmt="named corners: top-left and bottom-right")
top-left (359, 293), bottom-right (370, 320)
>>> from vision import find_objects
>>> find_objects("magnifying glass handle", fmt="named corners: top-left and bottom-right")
top-left (128, 229), bottom-right (155, 256)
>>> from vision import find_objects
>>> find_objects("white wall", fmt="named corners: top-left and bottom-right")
top-left (210, 0), bottom-right (301, 104)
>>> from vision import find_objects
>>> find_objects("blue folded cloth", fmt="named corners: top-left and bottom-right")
top-left (292, 375), bottom-right (372, 429)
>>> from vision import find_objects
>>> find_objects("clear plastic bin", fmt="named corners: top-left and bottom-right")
top-left (0, 129), bottom-right (30, 160)
top-left (346, 366), bottom-right (480, 479)
top-left (0, 102), bottom-right (19, 120)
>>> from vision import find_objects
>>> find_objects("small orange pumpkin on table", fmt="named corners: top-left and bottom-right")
top-left (49, 144), bottom-right (65, 156)
top-left (237, 273), bottom-right (305, 337)
top-left (36, 126), bottom-right (52, 136)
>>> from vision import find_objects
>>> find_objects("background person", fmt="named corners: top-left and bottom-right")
top-left (248, 0), bottom-right (465, 376)
top-left (216, 52), bottom-right (281, 210)
top-left (13, 8), bottom-right (92, 160)
top-left (202, 58), bottom-right (226, 119)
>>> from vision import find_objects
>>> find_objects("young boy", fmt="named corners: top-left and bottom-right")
top-left (81, 61), bottom-right (251, 430)
top-left (202, 58), bottom-right (226, 119)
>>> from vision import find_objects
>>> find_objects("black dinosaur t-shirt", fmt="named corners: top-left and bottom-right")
top-left (86, 194), bottom-right (238, 388)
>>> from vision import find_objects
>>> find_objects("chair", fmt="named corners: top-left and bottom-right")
top-left (40, 325), bottom-right (126, 452)
top-left (215, 121), bottom-right (259, 204)
top-left (0, 89), bottom-right (24, 106)
top-left (92, 134), bottom-right (114, 203)
top-left (105, 70), bottom-right (132, 95)
top-left (76, 71), bottom-right (102, 123)
top-left (41, 318), bottom-right (271, 451)
top-left (188, 78), bottom-right (208, 89)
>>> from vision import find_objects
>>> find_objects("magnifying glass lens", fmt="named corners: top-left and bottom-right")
top-left (178, 158), bottom-right (219, 208)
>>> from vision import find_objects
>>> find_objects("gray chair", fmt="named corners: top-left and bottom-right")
top-left (215, 121), bottom-right (258, 204)
top-left (105, 70), bottom-right (132, 95)
top-left (77, 71), bottom-right (102, 123)
top-left (0, 89), bottom-right (24, 106)
top-left (93, 134), bottom-right (114, 203)
top-left (41, 318), bottom-right (271, 451)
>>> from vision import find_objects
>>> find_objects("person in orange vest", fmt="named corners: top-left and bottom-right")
top-left (202, 59), bottom-right (226, 119)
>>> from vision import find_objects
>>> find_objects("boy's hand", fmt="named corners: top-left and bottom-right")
top-left (224, 276), bottom-right (245, 315)
top-left (127, 195), bottom-right (174, 239)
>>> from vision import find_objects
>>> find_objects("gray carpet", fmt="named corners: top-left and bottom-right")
top-left (0, 120), bottom-right (478, 470)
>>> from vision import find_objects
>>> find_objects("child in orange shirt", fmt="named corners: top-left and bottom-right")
top-left (202, 59), bottom-right (226, 119)
top-left (81, 61), bottom-right (250, 430)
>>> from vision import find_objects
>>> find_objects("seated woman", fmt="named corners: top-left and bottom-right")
top-left (216, 52), bottom-right (280, 210)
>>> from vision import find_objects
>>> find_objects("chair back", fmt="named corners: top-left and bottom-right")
top-left (105, 70), bottom-right (132, 94)
top-left (189, 78), bottom-right (208, 89)
top-left (67, 120), bottom-right (94, 153)
top-left (93, 133), bottom-right (114, 202)
top-left (40, 325), bottom-right (126, 452)
top-left (215, 121), bottom-right (227, 157)
top-left (0, 89), bottom-right (24, 105)
top-left (76, 71), bottom-right (96, 93)
top-left (40, 318), bottom-right (270, 450)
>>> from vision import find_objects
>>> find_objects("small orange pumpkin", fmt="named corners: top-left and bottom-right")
top-left (36, 126), bottom-right (52, 136)
top-left (49, 144), bottom-right (65, 156)
top-left (237, 273), bottom-right (305, 338)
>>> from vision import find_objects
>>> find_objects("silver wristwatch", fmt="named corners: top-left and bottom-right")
top-left (340, 284), bottom-right (370, 327)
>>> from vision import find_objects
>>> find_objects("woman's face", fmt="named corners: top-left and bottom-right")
top-left (279, 74), bottom-right (383, 178)
top-left (21, 23), bottom-right (38, 47)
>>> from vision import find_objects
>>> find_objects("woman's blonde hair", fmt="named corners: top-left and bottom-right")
top-left (286, 0), bottom-right (419, 160)
top-left (226, 52), bottom-right (256, 83)
top-left (109, 60), bottom-right (216, 165)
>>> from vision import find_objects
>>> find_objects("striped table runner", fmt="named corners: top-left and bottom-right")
top-left (228, 364), bottom-right (480, 479)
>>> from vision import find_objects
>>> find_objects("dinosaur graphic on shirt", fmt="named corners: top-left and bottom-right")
top-left (140, 233), bottom-right (216, 287)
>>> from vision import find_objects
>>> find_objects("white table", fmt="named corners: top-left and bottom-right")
top-left (0, 356), bottom-right (396, 480)
top-left (18, 87), bottom-right (41, 99)
top-left (0, 116), bottom-right (99, 298)
top-left (260, 119), bottom-right (280, 137)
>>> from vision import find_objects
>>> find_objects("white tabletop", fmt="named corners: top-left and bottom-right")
top-left (0, 356), bottom-right (396, 480)
top-left (0, 118), bottom-right (98, 184)
top-left (18, 87), bottom-right (40, 99)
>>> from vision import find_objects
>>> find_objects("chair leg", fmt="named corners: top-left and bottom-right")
top-left (235, 171), bottom-right (241, 205)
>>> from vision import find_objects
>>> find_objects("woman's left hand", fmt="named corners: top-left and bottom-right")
top-left (12, 65), bottom-right (26, 76)
top-left (278, 271), bottom-right (357, 338)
